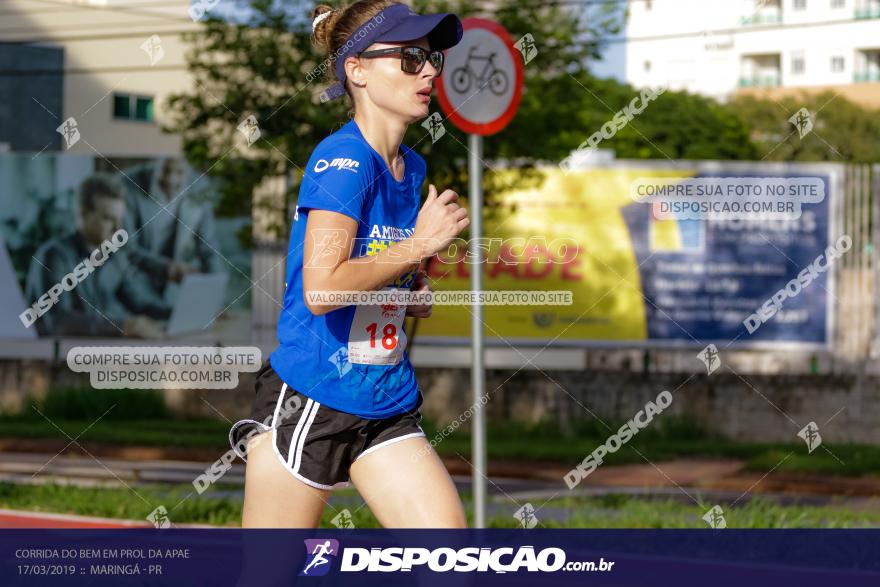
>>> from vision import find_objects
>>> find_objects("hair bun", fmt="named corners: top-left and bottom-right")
top-left (312, 8), bottom-right (334, 33)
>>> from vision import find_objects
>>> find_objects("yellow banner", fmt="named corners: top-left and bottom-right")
top-left (414, 167), bottom-right (694, 342)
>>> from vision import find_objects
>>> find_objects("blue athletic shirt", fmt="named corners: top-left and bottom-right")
top-left (269, 118), bottom-right (424, 419)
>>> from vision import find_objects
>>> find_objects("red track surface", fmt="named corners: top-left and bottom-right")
top-left (0, 509), bottom-right (152, 529)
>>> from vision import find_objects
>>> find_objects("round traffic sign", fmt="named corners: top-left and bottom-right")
top-left (436, 18), bottom-right (524, 136)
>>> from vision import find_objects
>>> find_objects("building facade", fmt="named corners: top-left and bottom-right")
top-left (0, 0), bottom-right (203, 156)
top-left (624, 0), bottom-right (880, 107)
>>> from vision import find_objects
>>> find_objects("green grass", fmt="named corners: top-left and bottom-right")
top-left (2, 483), bottom-right (878, 528)
top-left (0, 416), bottom-right (229, 448)
top-left (0, 482), bottom-right (241, 527)
top-left (743, 447), bottom-right (880, 476)
top-left (2, 387), bottom-right (879, 477)
top-left (422, 417), bottom-right (880, 477)
top-left (424, 414), bottom-right (749, 463)
top-left (498, 494), bottom-right (880, 529)
top-left (31, 387), bottom-right (169, 420)
top-left (2, 413), bottom-right (880, 476)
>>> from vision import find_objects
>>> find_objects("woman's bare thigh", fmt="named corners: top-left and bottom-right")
top-left (349, 436), bottom-right (466, 528)
top-left (241, 431), bottom-right (331, 528)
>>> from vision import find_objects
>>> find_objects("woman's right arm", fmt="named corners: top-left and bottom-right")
top-left (302, 183), bottom-right (468, 316)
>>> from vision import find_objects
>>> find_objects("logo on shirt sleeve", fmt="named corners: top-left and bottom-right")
top-left (314, 157), bottom-right (360, 174)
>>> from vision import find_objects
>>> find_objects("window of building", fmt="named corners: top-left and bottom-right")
top-left (855, 0), bottom-right (880, 18)
top-left (791, 53), bottom-right (806, 74)
top-left (644, 60), bottom-right (652, 72)
top-left (831, 55), bottom-right (845, 72)
top-left (831, 0), bottom-right (845, 8)
top-left (112, 93), bottom-right (154, 122)
top-left (793, 0), bottom-right (807, 9)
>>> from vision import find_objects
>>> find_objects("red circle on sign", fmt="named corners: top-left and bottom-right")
top-left (435, 17), bottom-right (524, 136)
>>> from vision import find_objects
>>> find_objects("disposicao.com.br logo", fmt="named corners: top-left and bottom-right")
top-left (299, 539), bottom-right (615, 575)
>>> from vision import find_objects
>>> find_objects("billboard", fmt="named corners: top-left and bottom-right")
top-left (417, 162), bottom-right (840, 349)
top-left (0, 154), bottom-right (251, 343)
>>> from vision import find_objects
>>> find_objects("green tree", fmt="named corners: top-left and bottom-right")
top-left (543, 76), bottom-right (758, 163)
top-left (729, 91), bottom-right (880, 163)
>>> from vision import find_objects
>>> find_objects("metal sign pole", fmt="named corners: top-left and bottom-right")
top-left (469, 132), bottom-right (487, 528)
top-left (436, 16), bottom-right (522, 530)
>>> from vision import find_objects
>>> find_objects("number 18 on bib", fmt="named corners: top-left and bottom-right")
top-left (347, 286), bottom-right (408, 365)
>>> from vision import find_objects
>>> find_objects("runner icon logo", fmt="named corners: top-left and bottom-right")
top-left (300, 539), bottom-right (340, 577)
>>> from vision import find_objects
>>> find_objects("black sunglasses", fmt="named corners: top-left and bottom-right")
top-left (358, 46), bottom-right (444, 75)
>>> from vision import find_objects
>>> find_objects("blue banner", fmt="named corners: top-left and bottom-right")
top-left (2, 529), bottom-right (879, 586)
top-left (622, 171), bottom-right (833, 346)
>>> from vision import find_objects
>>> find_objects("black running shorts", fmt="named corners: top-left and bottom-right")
top-left (229, 360), bottom-right (426, 490)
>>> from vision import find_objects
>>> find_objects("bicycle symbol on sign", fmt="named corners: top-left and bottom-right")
top-left (451, 45), bottom-right (509, 96)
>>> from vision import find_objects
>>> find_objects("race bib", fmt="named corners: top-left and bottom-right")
top-left (347, 287), bottom-right (408, 365)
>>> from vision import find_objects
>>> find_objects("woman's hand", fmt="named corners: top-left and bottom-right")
top-left (410, 184), bottom-right (469, 261)
top-left (405, 270), bottom-right (432, 318)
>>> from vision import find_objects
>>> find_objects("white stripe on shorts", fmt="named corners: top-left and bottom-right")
top-left (293, 399), bottom-right (321, 474)
top-left (286, 398), bottom-right (315, 468)
top-left (270, 383), bottom-right (288, 428)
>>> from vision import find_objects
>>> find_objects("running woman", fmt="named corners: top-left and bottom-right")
top-left (229, 1), bottom-right (469, 528)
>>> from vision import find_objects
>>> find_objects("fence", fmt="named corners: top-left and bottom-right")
top-left (833, 164), bottom-right (877, 365)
